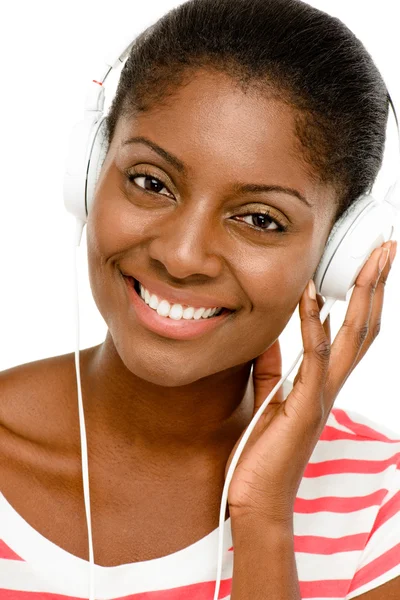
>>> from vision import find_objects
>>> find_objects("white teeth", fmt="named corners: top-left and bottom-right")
top-left (138, 282), bottom-right (222, 320)
top-left (193, 308), bottom-right (205, 320)
top-left (169, 304), bottom-right (184, 320)
top-left (182, 306), bottom-right (195, 319)
top-left (156, 299), bottom-right (171, 317)
top-left (149, 294), bottom-right (159, 309)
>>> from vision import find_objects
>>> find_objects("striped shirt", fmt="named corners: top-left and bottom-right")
top-left (0, 407), bottom-right (399, 599)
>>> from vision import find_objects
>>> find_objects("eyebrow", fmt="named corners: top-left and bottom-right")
top-left (122, 135), bottom-right (312, 208)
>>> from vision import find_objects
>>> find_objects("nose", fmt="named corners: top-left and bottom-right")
top-left (147, 203), bottom-right (223, 280)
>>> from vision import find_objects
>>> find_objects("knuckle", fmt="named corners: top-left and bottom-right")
top-left (313, 338), bottom-right (331, 362)
top-left (368, 279), bottom-right (378, 297)
top-left (342, 319), bottom-right (369, 349)
top-left (308, 308), bottom-right (322, 321)
top-left (372, 320), bottom-right (382, 339)
top-left (357, 324), bottom-right (370, 346)
top-left (378, 274), bottom-right (387, 288)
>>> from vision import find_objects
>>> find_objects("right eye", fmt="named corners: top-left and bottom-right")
top-left (126, 171), bottom-right (175, 199)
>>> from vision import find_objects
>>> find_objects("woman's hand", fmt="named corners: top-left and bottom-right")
top-left (225, 240), bottom-right (397, 526)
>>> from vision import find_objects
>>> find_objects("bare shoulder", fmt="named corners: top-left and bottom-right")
top-left (0, 350), bottom-right (87, 446)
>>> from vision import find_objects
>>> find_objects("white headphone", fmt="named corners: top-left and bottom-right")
top-left (64, 38), bottom-right (399, 300)
top-left (63, 37), bottom-right (400, 600)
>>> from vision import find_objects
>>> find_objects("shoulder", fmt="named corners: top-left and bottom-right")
top-left (327, 407), bottom-right (400, 445)
top-left (294, 409), bottom-right (400, 598)
top-left (308, 406), bottom-right (400, 476)
top-left (0, 350), bottom-right (87, 446)
top-left (297, 406), bottom-right (400, 510)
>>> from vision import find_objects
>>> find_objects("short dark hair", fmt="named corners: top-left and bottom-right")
top-left (105, 0), bottom-right (389, 225)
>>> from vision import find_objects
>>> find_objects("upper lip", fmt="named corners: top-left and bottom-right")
top-left (121, 271), bottom-right (235, 310)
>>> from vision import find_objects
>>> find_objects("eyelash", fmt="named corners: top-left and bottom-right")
top-left (125, 170), bottom-right (288, 234)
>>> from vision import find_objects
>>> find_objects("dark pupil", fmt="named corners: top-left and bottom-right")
top-left (253, 214), bottom-right (271, 228)
top-left (145, 176), bottom-right (164, 193)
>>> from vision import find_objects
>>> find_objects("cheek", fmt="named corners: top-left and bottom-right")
top-left (241, 253), bottom-right (307, 311)
top-left (87, 191), bottom-right (143, 258)
top-left (237, 255), bottom-right (309, 352)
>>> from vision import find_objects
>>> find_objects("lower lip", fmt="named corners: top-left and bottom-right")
top-left (123, 276), bottom-right (233, 341)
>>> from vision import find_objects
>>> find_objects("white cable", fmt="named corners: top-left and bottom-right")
top-left (73, 219), bottom-right (96, 600)
top-left (212, 296), bottom-right (336, 600)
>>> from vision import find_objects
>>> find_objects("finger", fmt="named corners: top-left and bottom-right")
top-left (284, 280), bottom-right (330, 427)
top-left (317, 293), bottom-right (331, 343)
top-left (324, 244), bottom-right (390, 407)
top-left (292, 293), bottom-right (330, 390)
top-left (352, 240), bottom-right (396, 367)
top-left (252, 338), bottom-right (284, 413)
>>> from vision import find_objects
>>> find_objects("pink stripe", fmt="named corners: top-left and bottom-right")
top-left (304, 453), bottom-right (400, 477)
top-left (294, 489), bottom-right (387, 513)
top-left (319, 426), bottom-right (358, 442)
top-left (0, 593), bottom-right (78, 600)
top-left (332, 409), bottom-right (400, 442)
top-left (299, 578), bottom-right (351, 598)
top-left (294, 532), bottom-right (368, 554)
top-left (348, 543), bottom-right (400, 592)
top-left (0, 539), bottom-right (25, 561)
top-left (368, 491), bottom-right (400, 538)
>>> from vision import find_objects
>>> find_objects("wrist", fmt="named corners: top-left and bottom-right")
top-left (230, 505), bottom-right (294, 531)
top-left (231, 510), bottom-right (294, 547)
top-left (230, 513), bottom-right (300, 600)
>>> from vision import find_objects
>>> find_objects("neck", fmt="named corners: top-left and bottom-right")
top-left (80, 332), bottom-right (255, 458)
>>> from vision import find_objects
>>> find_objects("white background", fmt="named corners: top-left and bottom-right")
top-left (0, 1), bottom-right (399, 431)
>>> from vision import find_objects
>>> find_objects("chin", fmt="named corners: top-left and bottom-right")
top-left (115, 338), bottom-right (217, 388)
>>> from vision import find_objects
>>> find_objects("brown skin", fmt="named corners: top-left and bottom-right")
top-left (83, 68), bottom-right (337, 462)
top-left (0, 67), bottom-right (398, 594)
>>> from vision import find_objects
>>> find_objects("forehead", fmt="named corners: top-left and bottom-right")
top-left (114, 69), bottom-right (336, 215)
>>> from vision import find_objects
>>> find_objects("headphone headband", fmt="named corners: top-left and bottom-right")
top-left (64, 31), bottom-right (399, 301)
top-left (82, 38), bottom-right (400, 205)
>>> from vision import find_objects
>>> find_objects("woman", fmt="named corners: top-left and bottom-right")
top-left (0, 0), bottom-right (399, 598)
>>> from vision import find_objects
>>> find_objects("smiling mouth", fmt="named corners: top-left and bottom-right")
top-left (128, 276), bottom-right (233, 321)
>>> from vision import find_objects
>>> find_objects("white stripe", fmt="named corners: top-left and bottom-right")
top-left (338, 410), bottom-right (400, 441)
top-left (0, 559), bottom-right (86, 595)
top-left (310, 438), bottom-right (400, 462)
top-left (0, 490), bottom-right (234, 596)
top-left (295, 550), bottom-right (360, 580)
top-left (297, 470), bottom-right (394, 499)
top-left (0, 553), bottom-right (234, 597)
top-left (329, 411), bottom-right (362, 434)
top-left (354, 511), bottom-right (400, 566)
top-left (384, 467), bottom-right (400, 503)
top-left (294, 505), bottom-right (378, 537)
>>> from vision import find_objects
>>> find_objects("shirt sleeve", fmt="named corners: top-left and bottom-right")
top-left (346, 452), bottom-right (400, 599)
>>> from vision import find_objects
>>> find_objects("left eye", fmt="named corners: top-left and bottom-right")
top-left (127, 173), bottom-right (174, 198)
top-left (235, 213), bottom-right (285, 232)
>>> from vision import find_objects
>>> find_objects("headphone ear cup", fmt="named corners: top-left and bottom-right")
top-left (86, 117), bottom-right (109, 217)
top-left (314, 194), bottom-right (394, 301)
top-left (64, 115), bottom-right (100, 223)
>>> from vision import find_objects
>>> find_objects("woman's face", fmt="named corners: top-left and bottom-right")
top-left (87, 69), bottom-right (337, 387)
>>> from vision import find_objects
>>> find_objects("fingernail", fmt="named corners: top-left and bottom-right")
top-left (389, 240), bottom-right (397, 266)
top-left (379, 247), bottom-right (390, 272)
top-left (308, 279), bottom-right (316, 300)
